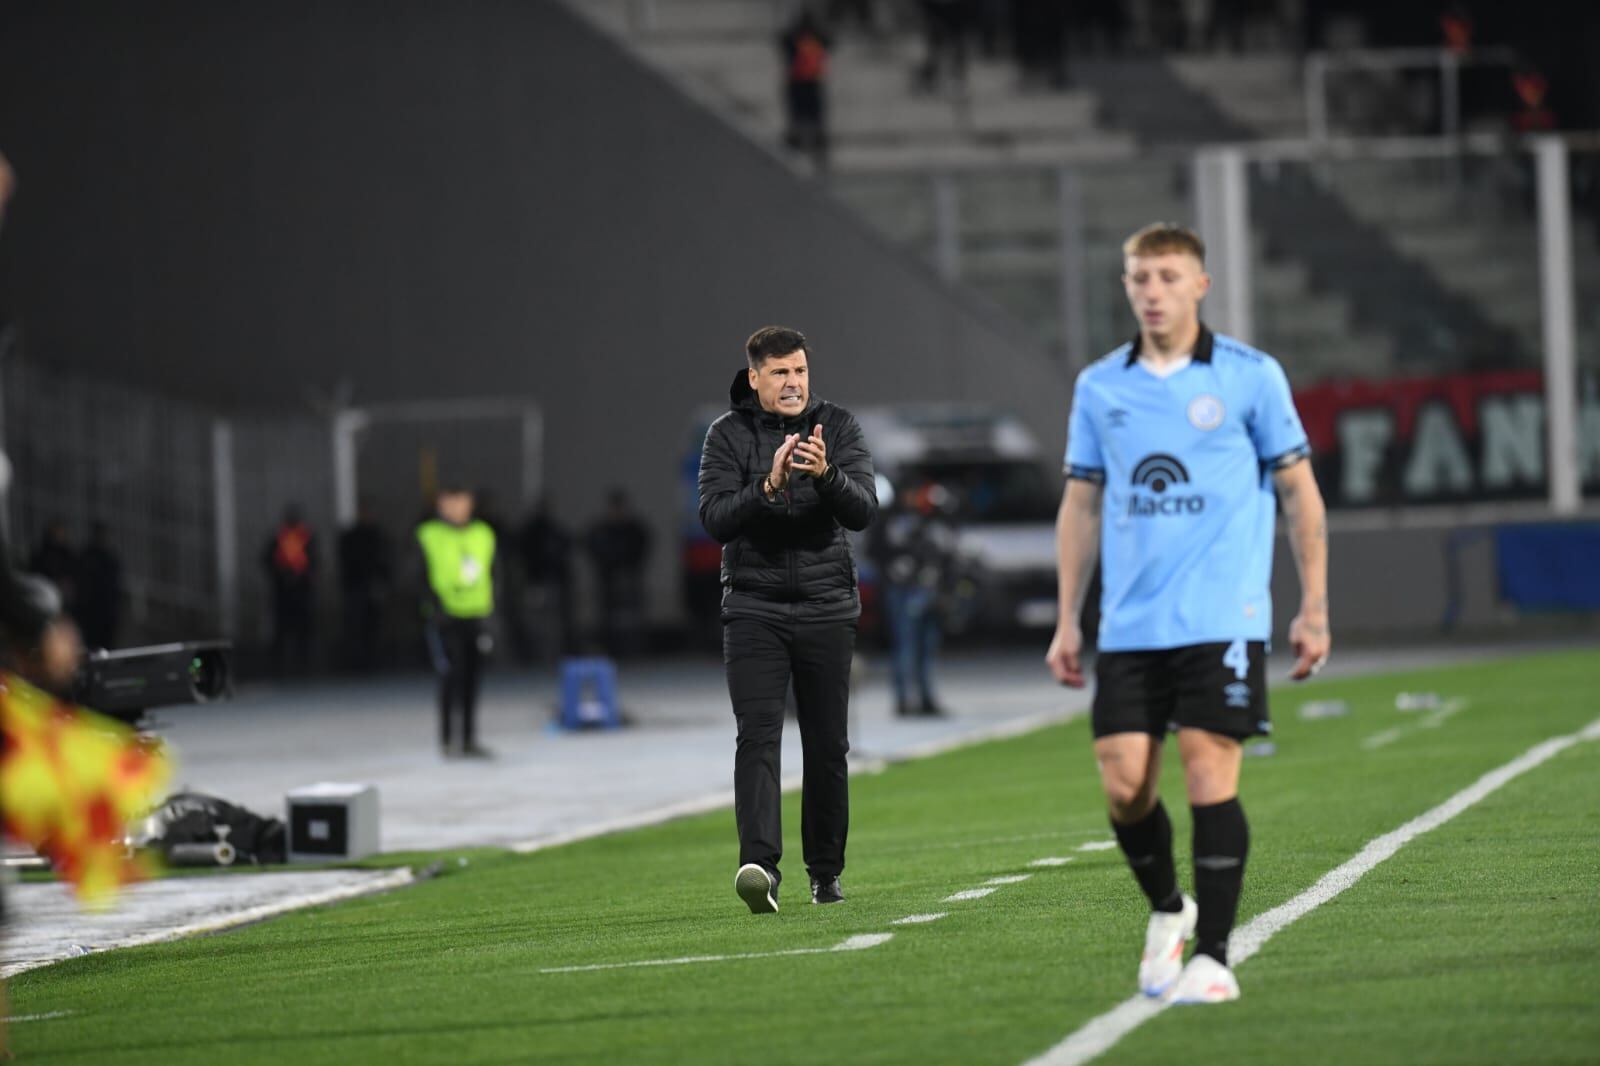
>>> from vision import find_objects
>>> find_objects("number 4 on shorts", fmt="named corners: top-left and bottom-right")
top-left (1223, 639), bottom-right (1249, 681)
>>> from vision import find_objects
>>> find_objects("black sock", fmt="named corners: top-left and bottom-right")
top-left (1111, 801), bottom-right (1182, 913)
top-left (1191, 798), bottom-right (1250, 965)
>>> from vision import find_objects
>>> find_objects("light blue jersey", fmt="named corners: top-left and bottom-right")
top-left (1064, 326), bottom-right (1310, 651)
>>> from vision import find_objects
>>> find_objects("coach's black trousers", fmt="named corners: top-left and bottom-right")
top-left (724, 616), bottom-right (856, 885)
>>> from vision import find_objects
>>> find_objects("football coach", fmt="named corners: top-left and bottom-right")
top-left (698, 326), bottom-right (878, 914)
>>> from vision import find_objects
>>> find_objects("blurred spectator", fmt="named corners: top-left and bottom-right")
top-left (518, 498), bottom-right (576, 661)
top-left (337, 500), bottom-right (391, 671)
top-left (74, 521), bottom-right (124, 651)
top-left (870, 482), bottom-right (958, 716)
top-left (1509, 67), bottom-right (1556, 132)
top-left (1013, 0), bottom-right (1069, 87)
top-left (417, 486), bottom-right (496, 758)
top-left (29, 519), bottom-right (78, 616)
top-left (780, 6), bottom-right (833, 172)
top-left (916, 0), bottom-right (974, 94)
top-left (263, 504), bottom-right (316, 674)
top-left (586, 488), bottom-right (652, 657)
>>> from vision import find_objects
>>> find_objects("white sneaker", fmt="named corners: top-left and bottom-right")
top-left (735, 863), bottom-right (779, 914)
top-left (1167, 953), bottom-right (1241, 1004)
top-left (1138, 895), bottom-right (1198, 997)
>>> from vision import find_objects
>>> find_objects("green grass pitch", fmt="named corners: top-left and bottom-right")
top-left (11, 649), bottom-right (1599, 1064)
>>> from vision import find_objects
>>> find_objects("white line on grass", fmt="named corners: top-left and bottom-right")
top-left (1419, 699), bottom-right (1468, 729)
top-left (1361, 727), bottom-right (1406, 750)
top-left (1030, 857), bottom-right (1075, 868)
top-left (1075, 841), bottom-right (1117, 853)
top-left (893, 913), bottom-right (948, 925)
top-left (944, 887), bottom-right (998, 901)
top-left (540, 932), bottom-right (894, 974)
top-left (2, 868), bottom-right (418, 979)
top-left (1024, 716), bottom-right (1600, 1066)
top-left (9, 1011), bottom-right (72, 1023)
top-left (1364, 699), bottom-right (1469, 749)
top-left (986, 874), bottom-right (1034, 886)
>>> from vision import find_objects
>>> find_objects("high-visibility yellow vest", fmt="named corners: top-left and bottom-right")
top-left (416, 519), bottom-right (496, 618)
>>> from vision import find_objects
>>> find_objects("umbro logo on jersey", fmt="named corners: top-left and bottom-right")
top-left (1108, 408), bottom-right (1130, 429)
top-left (1128, 454), bottom-right (1204, 517)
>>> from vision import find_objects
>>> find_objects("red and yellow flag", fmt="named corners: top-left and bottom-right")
top-left (0, 671), bottom-right (172, 906)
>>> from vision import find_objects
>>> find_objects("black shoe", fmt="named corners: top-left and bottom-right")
top-left (810, 876), bottom-right (845, 904)
top-left (918, 701), bottom-right (948, 717)
top-left (460, 743), bottom-right (495, 759)
top-left (735, 863), bottom-right (779, 914)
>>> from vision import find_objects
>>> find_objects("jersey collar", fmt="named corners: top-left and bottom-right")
top-left (1124, 323), bottom-right (1215, 368)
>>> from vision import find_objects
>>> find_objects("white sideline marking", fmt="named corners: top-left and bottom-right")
top-left (893, 913), bottom-right (948, 925)
top-left (1025, 716), bottom-right (1600, 1066)
top-left (2, 868), bottom-right (418, 979)
top-left (1075, 841), bottom-right (1117, 852)
top-left (945, 887), bottom-right (997, 901)
top-left (1030, 857), bottom-right (1074, 868)
top-left (986, 874), bottom-right (1034, 886)
top-left (10, 1011), bottom-right (72, 1023)
top-left (540, 932), bottom-right (893, 974)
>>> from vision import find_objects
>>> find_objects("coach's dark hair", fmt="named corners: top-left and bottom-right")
top-left (745, 326), bottom-right (809, 370)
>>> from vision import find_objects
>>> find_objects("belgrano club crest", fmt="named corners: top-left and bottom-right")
top-left (1188, 393), bottom-right (1225, 431)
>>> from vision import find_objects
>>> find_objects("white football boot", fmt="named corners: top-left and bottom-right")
top-left (1138, 894), bottom-right (1198, 997)
top-left (1167, 953), bottom-right (1241, 1004)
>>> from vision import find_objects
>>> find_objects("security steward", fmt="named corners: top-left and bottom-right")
top-left (417, 486), bottom-right (497, 758)
top-left (698, 326), bottom-right (878, 913)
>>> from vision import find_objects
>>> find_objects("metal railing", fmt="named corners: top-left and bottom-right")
top-left (1305, 46), bottom-right (1519, 144)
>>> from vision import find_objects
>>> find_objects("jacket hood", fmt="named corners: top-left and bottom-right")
top-left (728, 368), bottom-right (822, 423)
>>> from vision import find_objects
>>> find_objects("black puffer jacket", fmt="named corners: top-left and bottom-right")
top-left (698, 370), bottom-right (878, 624)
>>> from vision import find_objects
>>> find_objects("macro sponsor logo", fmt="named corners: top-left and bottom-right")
top-left (1127, 454), bottom-right (1205, 517)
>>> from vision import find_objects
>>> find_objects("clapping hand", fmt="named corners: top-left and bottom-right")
top-left (769, 433), bottom-right (801, 492)
top-left (791, 424), bottom-right (829, 479)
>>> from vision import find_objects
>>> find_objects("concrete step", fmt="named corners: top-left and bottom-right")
top-left (634, 0), bottom-right (782, 36)
top-left (831, 134), bottom-right (1138, 172)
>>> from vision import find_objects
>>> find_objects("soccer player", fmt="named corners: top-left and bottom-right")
top-left (1045, 223), bottom-right (1330, 1003)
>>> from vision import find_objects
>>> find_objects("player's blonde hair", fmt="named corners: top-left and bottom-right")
top-left (1122, 223), bottom-right (1206, 264)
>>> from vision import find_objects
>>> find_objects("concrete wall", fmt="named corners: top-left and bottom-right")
top-left (0, 0), bottom-right (1067, 629)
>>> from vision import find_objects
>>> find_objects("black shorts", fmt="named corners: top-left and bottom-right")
top-left (1092, 641), bottom-right (1269, 741)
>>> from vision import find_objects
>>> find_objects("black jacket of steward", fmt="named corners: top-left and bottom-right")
top-left (698, 370), bottom-right (878, 624)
